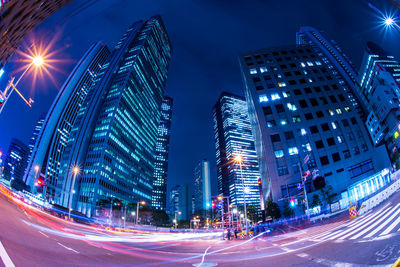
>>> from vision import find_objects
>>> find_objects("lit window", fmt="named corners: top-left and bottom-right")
top-left (315, 61), bottom-right (322, 65)
top-left (336, 108), bottom-right (342, 114)
top-left (282, 91), bottom-right (290, 98)
top-left (280, 119), bottom-right (288, 125)
top-left (292, 116), bottom-right (301, 123)
top-left (328, 109), bottom-right (334, 116)
top-left (303, 70), bottom-right (308, 75)
top-left (302, 143), bottom-right (312, 151)
top-left (274, 150), bottom-right (284, 158)
top-left (331, 122), bottom-right (337, 129)
top-left (300, 62), bottom-right (306, 67)
top-left (250, 68), bottom-right (257, 74)
top-left (301, 128), bottom-right (307, 135)
top-left (278, 82), bottom-right (286, 87)
top-left (344, 106), bottom-right (350, 112)
top-left (287, 103), bottom-right (297, 111)
top-left (308, 78), bottom-right (314, 83)
top-left (271, 93), bottom-right (281, 100)
top-left (337, 136), bottom-right (344, 143)
top-left (395, 131), bottom-right (400, 139)
top-left (307, 61), bottom-right (314, 66)
top-left (288, 147), bottom-right (299, 155)
top-left (277, 74), bottom-right (282, 78)
top-left (259, 95), bottom-right (268, 103)
top-left (260, 66), bottom-right (268, 73)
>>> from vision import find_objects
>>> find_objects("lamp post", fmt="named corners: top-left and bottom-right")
top-left (136, 201), bottom-right (145, 225)
top-left (235, 154), bottom-right (249, 237)
top-left (174, 211), bottom-right (182, 229)
top-left (68, 166), bottom-right (79, 220)
top-left (0, 56), bottom-right (44, 115)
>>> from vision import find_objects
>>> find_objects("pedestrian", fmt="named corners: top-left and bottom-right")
top-left (234, 227), bottom-right (238, 239)
top-left (227, 228), bottom-right (231, 240)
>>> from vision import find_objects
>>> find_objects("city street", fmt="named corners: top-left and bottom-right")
top-left (1, 185), bottom-right (399, 266)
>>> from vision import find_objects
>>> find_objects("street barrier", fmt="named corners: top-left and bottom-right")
top-left (358, 172), bottom-right (400, 216)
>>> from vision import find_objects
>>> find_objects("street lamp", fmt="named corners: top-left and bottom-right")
top-left (174, 211), bottom-right (182, 229)
top-left (0, 54), bottom-right (45, 114)
top-left (68, 166), bottom-right (80, 220)
top-left (136, 201), bottom-right (145, 225)
top-left (235, 154), bottom-right (249, 237)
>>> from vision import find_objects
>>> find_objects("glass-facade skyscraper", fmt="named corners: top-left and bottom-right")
top-left (152, 95), bottom-right (173, 211)
top-left (193, 159), bottom-right (211, 216)
top-left (24, 42), bottom-right (110, 200)
top-left (239, 44), bottom-right (390, 212)
top-left (56, 16), bottom-right (172, 217)
top-left (3, 138), bottom-right (29, 182)
top-left (213, 92), bottom-right (261, 210)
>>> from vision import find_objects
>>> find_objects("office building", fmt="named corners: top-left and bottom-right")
top-left (169, 184), bottom-right (192, 221)
top-left (24, 42), bottom-right (110, 200)
top-left (152, 96), bottom-right (173, 211)
top-left (0, 0), bottom-right (72, 68)
top-left (358, 42), bottom-right (400, 166)
top-left (239, 44), bottom-right (390, 211)
top-left (56, 16), bottom-right (172, 217)
top-left (296, 26), bottom-right (366, 116)
top-left (193, 159), bottom-right (211, 216)
top-left (27, 114), bottom-right (45, 160)
top-left (3, 138), bottom-right (29, 181)
top-left (213, 92), bottom-right (261, 210)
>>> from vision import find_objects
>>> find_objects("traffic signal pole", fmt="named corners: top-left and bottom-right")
top-left (298, 161), bottom-right (310, 220)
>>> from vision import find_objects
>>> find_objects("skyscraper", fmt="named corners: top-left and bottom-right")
top-left (56, 16), bottom-right (172, 217)
top-left (296, 26), bottom-right (366, 116)
top-left (358, 42), bottom-right (400, 165)
top-left (213, 92), bottom-right (261, 210)
top-left (169, 184), bottom-right (192, 221)
top-left (152, 95), bottom-right (173, 211)
top-left (0, 0), bottom-right (72, 68)
top-left (193, 159), bottom-right (211, 216)
top-left (239, 44), bottom-right (390, 211)
top-left (3, 138), bottom-right (29, 182)
top-left (28, 115), bottom-right (45, 157)
top-left (24, 42), bottom-right (110, 200)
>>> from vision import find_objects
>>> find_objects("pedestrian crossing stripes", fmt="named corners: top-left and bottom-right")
top-left (310, 203), bottom-right (400, 242)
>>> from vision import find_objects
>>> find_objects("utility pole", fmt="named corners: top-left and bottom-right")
top-left (298, 161), bottom-right (310, 220)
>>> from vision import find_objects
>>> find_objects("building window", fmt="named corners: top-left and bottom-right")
top-left (327, 137), bottom-right (336, 146)
top-left (266, 120), bottom-right (276, 128)
top-left (283, 91), bottom-right (290, 98)
top-left (331, 122), bottom-right (337, 129)
top-left (260, 66), bottom-right (268, 73)
top-left (304, 87), bottom-right (312, 93)
top-left (338, 94), bottom-right (345, 101)
top-left (351, 117), bottom-right (357, 125)
top-left (320, 97), bottom-right (328, 105)
top-left (287, 103), bottom-right (297, 111)
top-left (321, 123), bottom-right (330, 131)
top-left (284, 131), bottom-right (295, 140)
top-left (300, 128), bottom-right (307, 136)
top-left (344, 106), bottom-right (350, 112)
top-left (315, 140), bottom-right (324, 149)
top-left (278, 82), bottom-right (287, 87)
top-left (299, 100), bottom-right (308, 108)
top-left (305, 113), bottom-right (313, 120)
top-left (274, 150), bottom-right (284, 158)
top-left (270, 134), bottom-right (281, 143)
top-left (343, 150), bottom-right (351, 159)
top-left (348, 159), bottom-right (374, 179)
top-left (277, 166), bottom-right (289, 176)
top-left (342, 119), bottom-right (349, 127)
top-left (294, 89), bottom-right (302, 95)
top-left (256, 85), bottom-right (264, 91)
top-left (263, 106), bottom-right (272, 115)
top-left (320, 156), bottom-right (329, 166)
top-left (275, 104), bottom-right (285, 113)
top-left (328, 109), bottom-right (334, 116)
top-left (337, 135), bottom-right (344, 143)
top-left (310, 126), bottom-right (319, 134)
top-left (361, 144), bottom-right (368, 152)
top-left (314, 86), bottom-right (322, 92)
top-left (302, 143), bottom-right (312, 152)
top-left (329, 95), bottom-right (337, 103)
top-left (353, 146), bottom-right (360, 155)
top-left (292, 116), bottom-right (301, 123)
top-left (250, 68), bottom-right (257, 74)
top-left (309, 98), bottom-right (318, 106)
top-left (336, 108), bottom-right (342, 114)
top-left (259, 95), bottom-right (268, 103)
top-left (316, 111), bottom-right (324, 118)
top-left (280, 119), bottom-right (288, 125)
top-left (288, 147), bottom-right (299, 155)
top-left (271, 93), bottom-right (281, 100)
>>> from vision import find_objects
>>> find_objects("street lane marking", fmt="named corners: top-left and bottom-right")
top-left (57, 242), bottom-right (79, 254)
top-left (380, 213), bottom-right (400, 236)
top-left (365, 207), bottom-right (400, 238)
top-left (194, 246), bottom-right (212, 267)
top-left (0, 241), bottom-right (15, 267)
top-left (38, 231), bottom-right (49, 238)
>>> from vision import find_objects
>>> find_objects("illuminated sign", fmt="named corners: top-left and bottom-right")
top-left (0, 68), bottom-right (4, 79)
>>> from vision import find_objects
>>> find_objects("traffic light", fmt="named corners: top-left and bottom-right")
top-left (313, 176), bottom-right (326, 190)
top-left (211, 201), bottom-right (216, 208)
top-left (217, 196), bottom-right (223, 201)
top-left (36, 177), bottom-right (44, 187)
top-left (290, 199), bottom-right (296, 207)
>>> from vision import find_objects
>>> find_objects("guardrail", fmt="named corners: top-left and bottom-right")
top-left (358, 173), bottom-right (400, 216)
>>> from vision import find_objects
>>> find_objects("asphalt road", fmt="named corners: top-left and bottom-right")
top-left (0, 185), bottom-right (400, 267)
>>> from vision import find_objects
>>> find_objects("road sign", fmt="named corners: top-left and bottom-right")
top-left (349, 205), bottom-right (357, 218)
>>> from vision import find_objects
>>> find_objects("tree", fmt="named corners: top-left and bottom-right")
top-left (311, 194), bottom-right (322, 208)
top-left (265, 200), bottom-right (281, 220)
top-left (320, 185), bottom-right (337, 205)
top-left (151, 210), bottom-right (170, 227)
top-left (282, 202), bottom-right (294, 218)
top-left (247, 205), bottom-right (261, 223)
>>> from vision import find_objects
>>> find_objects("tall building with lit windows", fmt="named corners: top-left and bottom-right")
top-left (152, 95), bottom-right (173, 211)
top-left (56, 16), bottom-right (172, 217)
top-left (193, 159), bottom-right (211, 216)
top-left (358, 42), bottom-right (400, 166)
top-left (24, 42), bottom-right (110, 200)
top-left (3, 138), bottom-right (29, 182)
top-left (239, 44), bottom-right (390, 212)
top-left (213, 92), bottom-right (261, 210)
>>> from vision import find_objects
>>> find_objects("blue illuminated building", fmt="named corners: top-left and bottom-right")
top-left (3, 138), bottom-right (29, 182)
top-left (56, 16), bottom-right (172, 217)
top-left (24, 42), bottom-right (110, 200)
top-left (152, 95), bottom-right (173, 211)
top-left (193, 159), bottom-right (211, 217)
top-left (213, 92), bottom-right (261, 210)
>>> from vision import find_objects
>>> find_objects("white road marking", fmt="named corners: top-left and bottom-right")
top-left (365, 207), bottom-right (400, 238)
top-left (380, 213), bottom-right (400, 236)
top-left (38, 231), bottom-right (49, 238)
top-left (57, 242), bottom-right (79, 254)
top-left (196, 246), bottom-right (212, 267)
top-left (0, 241), bottom-right (15, 267)
top-left (296, 253), bottom-right (309, 258)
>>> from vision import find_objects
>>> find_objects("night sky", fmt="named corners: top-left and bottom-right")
top-left (1, 0), bottom-right (399, 196)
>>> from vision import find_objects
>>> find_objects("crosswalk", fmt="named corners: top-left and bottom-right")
top-left (310, 203), bottom-right (400, 242)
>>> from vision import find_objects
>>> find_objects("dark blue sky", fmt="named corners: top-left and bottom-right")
top-left (1, 0), bottom-right (399, 195)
